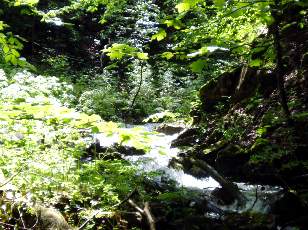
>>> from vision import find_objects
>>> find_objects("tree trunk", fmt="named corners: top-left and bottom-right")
top-left (130, 63), bottom-right (144, 110)
top-left (271, 0), bottom-right (292, 123)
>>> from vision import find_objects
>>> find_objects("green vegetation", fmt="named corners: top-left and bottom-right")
top-left (0, 70), bottom-right (162, 227)
top-left (0, 0), bottom-right (307, 229)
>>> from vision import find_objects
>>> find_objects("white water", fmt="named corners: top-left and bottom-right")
top-left (124, 132), bottom-right (220, 190)
top-left (94, 123), bottom-right (282, 213)
top-left (221, 183), bottom-right (282, 213)
top-left (95, 124), bottom-right (220, 190)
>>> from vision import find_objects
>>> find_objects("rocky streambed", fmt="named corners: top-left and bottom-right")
top-left (87, 123), bottom-right (308, 230)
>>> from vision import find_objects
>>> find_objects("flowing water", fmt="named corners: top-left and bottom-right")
top-left (94, 123), bottom-right (282, 214)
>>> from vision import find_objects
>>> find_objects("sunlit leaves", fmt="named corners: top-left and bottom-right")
top-left (190, 59), bottom-right (207, 73)
top-left (161, 52), bottom-right (174, 60)
top-left (249, 59), bottom-right (262, 67)
top-left (175, 0), bottom-right (204, 13)
top-left (2, 45), bottom-right (9, 54)
top-left (13, 0), bottom-right (39, 6)
top-left (213, 0), bottom-right (225, 9)
top-left (0, 21), bottom-right (6, 31)
top-left (163, 19), bottom-right (183, 29)
top-left (151, 28), bottom-right (167, 41)
top-left (103, 43), bottom-right (149, 60)
top-left (91, 126), bottom-right (100, 133)
top-left (260, 14), bottom-right (274, 26)
top-left (187, 46), bottom-right (208, 58)
top-left (136, 52), bottom-right (149, 60)
top-left (176, 2), bottom-right (191, 13)
top-left (169, 0), bottom-right (276, 72)
top-left (103, 43), bottom-right (137, 60)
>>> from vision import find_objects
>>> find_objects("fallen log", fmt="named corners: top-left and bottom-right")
top-left (191, 159), bottom-right (246, 206)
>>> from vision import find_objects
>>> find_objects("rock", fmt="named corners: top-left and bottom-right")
top-left (114, 144), bottom-right (146, 156)
top-left (85, 139), bottom-right (122, 161)
top-left (171, 128), bottom-right (199, 147)
top-left (233, 67), bottom-right (275, 102)
top-left (269, 191), bottom-right (308, 226)
top-left (199, 66), bottom-right (276, 111)
top-left (155, 124), bottom-right (185, 135)
top-left (170, 216), bottom-right (222, 230)
top-left (14, 205), bottom-right (73, 230)
top-left (85, 139), bottom-right (145, 161)
top-left (211, 187), bottom-right (235, 205)
top-left (199, 67), bottom-right (241, 111)
top-left (214, 144), bottom-right (250, 178)
top-left (35, 206), bottom-right (72, 230)
top-left (86, 138), bottom-right (108, 155)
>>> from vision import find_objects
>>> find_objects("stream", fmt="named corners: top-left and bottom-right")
top-left (94, 123), bottom-right (283, 216)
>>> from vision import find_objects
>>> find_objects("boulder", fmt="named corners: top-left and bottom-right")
top-left (211, 187), bottom-right (235, 205)
top-left (269, 191), bottom-right (308, 226)
top-left (171, 128), bottom-right (199, 147)
top-left (199, 67), bottom-right (241, 111)
top-left (34, 206), bottom-right (72, 230)
top-left (155, 124), bottom-right (185, 135)
top-left (85, 139), bottom-right (145, 161)
top-left (114, 144), bottom-right (146, 156)
top-left (199, 66), bottom-right (276, 111)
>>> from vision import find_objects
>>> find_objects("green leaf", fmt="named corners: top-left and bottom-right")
top-left (119, 133), bottom-right (131, 144)
top-left (91, 126), bottom-right (100, 134)
top-left (14, 98), bottom-right (26, 103)
top-left (151, 29), bottom-right (167, 41)
top-left (8, 37), bottom-right (15, 45)
top-left (214, 0), bottom-right (225, 8)
top-left (176, 3), bottom-right (191, 13)
top-left (4, 54), bottom-right (12, 62)
top-left (12, 49), bottom-right (20, 57)
top-left (249, 59), bottom-right (262, 67)
top-left (161, 52), bottom-right (174, 60)
top-left (199, 46), bottom-right (208, 55)
top-left (190, 59), bottom-right (207, 73)
top-left (261, 15), bottom-right (274, 26)
top-left (164, 19), bottom-right (183, 29)
top-left (136, 52), bottom-right (149, 60)
top-left (103, 43), bottom-right (137, 60)
top-left (62, 118), bottom-right (73, 124)
top-left (2, 45), bottom-right (9, 54)
top-left (11, 56), bottom-right (18, 65)
top-left (17, 59), bottom-right (27, 67)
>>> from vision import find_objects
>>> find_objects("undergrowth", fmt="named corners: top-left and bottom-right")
top-left (0, 69), bottom-right (160, 228)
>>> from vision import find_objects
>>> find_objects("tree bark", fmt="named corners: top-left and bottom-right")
top-left (130, 63), bottom-right (144, 110)
top-left (271, 0), bottom-right (292, 123)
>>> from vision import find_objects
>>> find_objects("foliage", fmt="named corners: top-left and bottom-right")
top-left (143, 111), bottom-right (179, 123)
top-left (0, 22), bottom-right (25, 66)
top-left (0, 0), bottom-right (307, 228)
top-left (77, 86), bottom-right (128, 121)
top-left (103, 43), bottom-right (148, 60)
top-left (72, 60), bottom-right (196, 122)
top-left (0, 69), bottom-right (159, 228)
